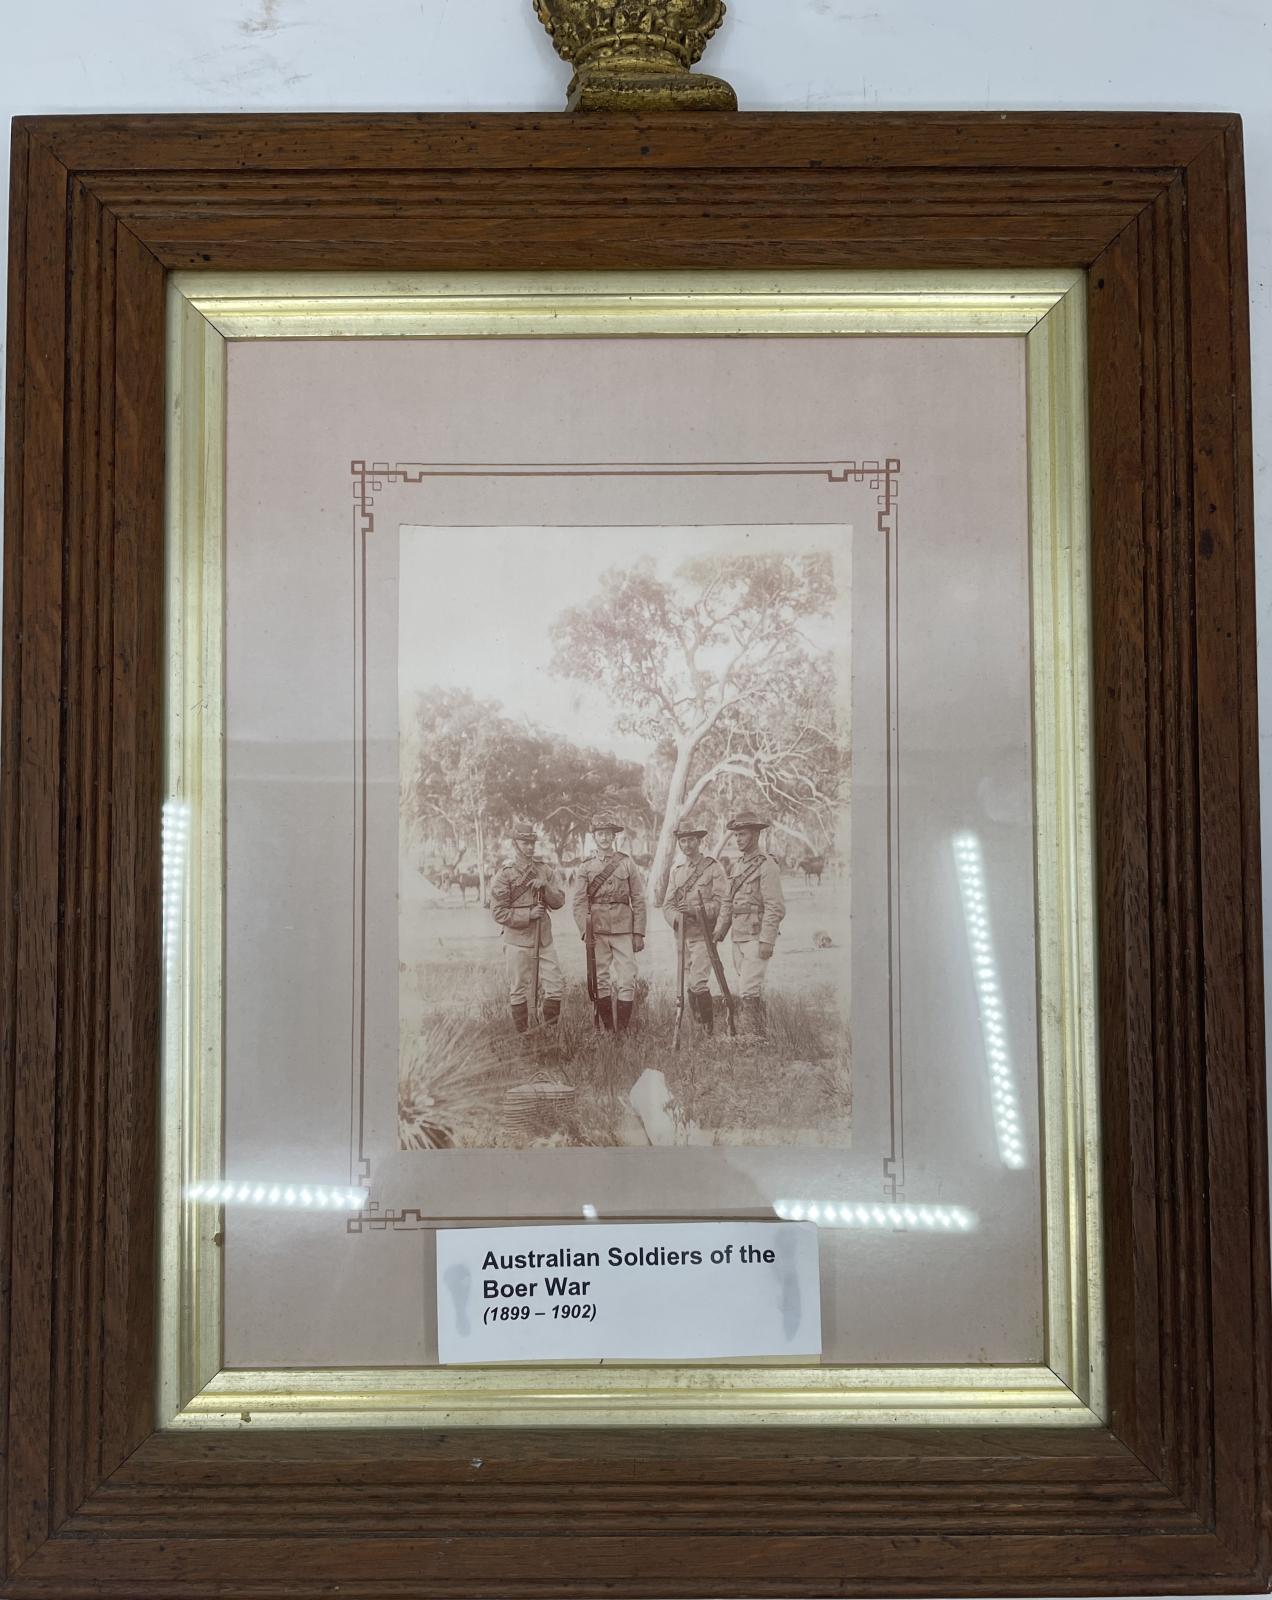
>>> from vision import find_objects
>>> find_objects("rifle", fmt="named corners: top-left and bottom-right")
top-left (697, 889), bottom-right (738, 1037)
top-left (672, 914), bottom-right (687, 1051)
top-left (530, 902), bottom-right (543, 1025)
top-left (585, 910), bottom-right (600, 1028)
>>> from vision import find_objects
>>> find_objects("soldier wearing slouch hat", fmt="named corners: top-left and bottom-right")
top-left (571, 813), bottom-right (646, 1032)
top-left (489, 822), bottom-right (565, 1034)
top-left (713, 811), bottom-right (786, 1032)
top-left (661, 820), bottom-right (730, 1035)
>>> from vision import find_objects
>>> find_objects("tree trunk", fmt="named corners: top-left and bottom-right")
top-left (474, 810), bottom-right (488, 906)
top-left (648, 737), bottom-right (696, 906)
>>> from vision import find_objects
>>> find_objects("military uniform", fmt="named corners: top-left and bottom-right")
top-left (661, 824), bottom-right (730, 1034)
top-left (713, 811), bottom-right (787, 1030)
top-left (489, 825), bottom-right (566, 1034)
top-left (572, 814), bottom-right (646, 1031)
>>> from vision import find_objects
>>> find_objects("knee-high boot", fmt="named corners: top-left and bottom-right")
top-left (511, 1002), bottom-right (530, 1034)
top-left (615, 999), bottom-right (633, 1032)
top-left (595, 996), bottom-right (615, 1031)
top-left (692, 991), bottom-right (714, 1035)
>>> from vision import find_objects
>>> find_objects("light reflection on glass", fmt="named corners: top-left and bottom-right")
top-left (161, 798), bottom-right (190, 988)
top-left (187, 1180), bottom-right (368, 1211)
top-left (952, 831), bottom-right (1027, 1169)
top-left (773, 1199), bottom-right (976, 1231)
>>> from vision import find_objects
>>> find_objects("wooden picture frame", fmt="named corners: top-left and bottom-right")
top-left (2, 111), bottom-right (1268, 1596)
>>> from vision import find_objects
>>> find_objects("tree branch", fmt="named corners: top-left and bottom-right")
top-left (681, 757), bottom-right (757, 816)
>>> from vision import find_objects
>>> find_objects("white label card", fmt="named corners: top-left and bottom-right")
top-left (435, 1221), bottom-right (821, 1364)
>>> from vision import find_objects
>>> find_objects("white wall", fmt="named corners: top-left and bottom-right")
top-left (1, 3), bottom-right (1269, 1594)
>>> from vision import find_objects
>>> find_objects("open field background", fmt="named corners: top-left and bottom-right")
top-left (399, 873), bottom-right (852, 1151)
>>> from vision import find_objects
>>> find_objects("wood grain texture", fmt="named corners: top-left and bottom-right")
top-left (1185, 119), bottom-right (1269, 1578)
top-left (4, 134), bottom-right (70, 1579)
top-left (50, 167), bottom-right (103, 1533)
top-left (0, 115), bottom-right (31, 1584)
top-left (22, 111), bottom-right (1232, 171)
top-left (0, 111), bottom-right (1267, 1596)
top-left (100, 224), bottom-right (165, 1477)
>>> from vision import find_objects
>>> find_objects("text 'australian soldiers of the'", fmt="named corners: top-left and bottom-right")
top-left (572, 814), bottom-right (647, 1032)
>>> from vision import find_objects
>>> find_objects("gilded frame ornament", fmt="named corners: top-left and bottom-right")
top-left (2, 111), bottom-right (1267, 1596)
top-left (161, 267), bottom-right (1099, 1431)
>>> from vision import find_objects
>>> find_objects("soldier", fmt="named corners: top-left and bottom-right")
top-left (713, 811), bottom-right (787, 1033)
top-left (572, 814), bottom-right (646, 1032)
top-left (661, 822), bottom-right (730, 1035)
top-left (489, 822), bottom-right (566, 1035)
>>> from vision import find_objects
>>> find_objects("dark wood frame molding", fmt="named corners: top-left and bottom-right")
top-left (2, 111), bottom-right (1267, 1597)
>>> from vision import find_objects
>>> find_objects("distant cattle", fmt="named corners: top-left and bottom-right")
top-left (426, 868), bottom-right (481, 904)
top-left (798, 855), bottom-right (827, 887)
top-left (449, 870), bottom-right (481, 904)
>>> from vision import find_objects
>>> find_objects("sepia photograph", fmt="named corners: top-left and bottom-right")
top-left (397, 523), bottom-right (852, 1151)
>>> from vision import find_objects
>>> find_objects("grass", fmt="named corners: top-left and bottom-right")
top-left (398, 962), bottom-right (852, 1151)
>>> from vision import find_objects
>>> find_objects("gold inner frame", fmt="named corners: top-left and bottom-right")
top-left (160, 269), bottom-right (1100, 1429)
